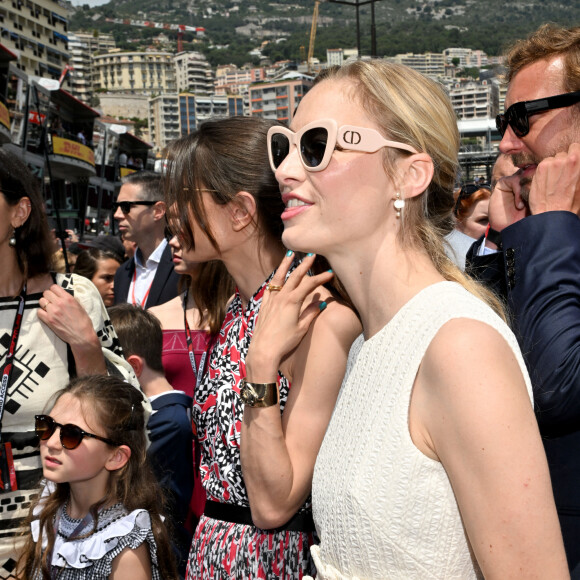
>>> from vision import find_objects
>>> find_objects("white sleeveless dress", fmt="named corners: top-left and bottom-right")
top-left (309, 282), bottom-right (533, 579)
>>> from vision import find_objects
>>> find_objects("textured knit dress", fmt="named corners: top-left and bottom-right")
top-left (308, 282), bottom-right (533, 580)
top-left (187, 275), bottom-right (317, 580)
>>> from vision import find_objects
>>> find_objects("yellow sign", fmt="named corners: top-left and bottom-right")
top-left (0, 102), bottom-right (9, 130)
top-left (52, 136), bottom-right (95, 166)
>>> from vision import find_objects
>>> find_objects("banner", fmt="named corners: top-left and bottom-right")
top-left (52, 136), bottom-right (95, 166)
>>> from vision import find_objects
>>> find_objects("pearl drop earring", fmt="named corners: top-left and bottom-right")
top-left (393, 192), bottom-right (405, 219)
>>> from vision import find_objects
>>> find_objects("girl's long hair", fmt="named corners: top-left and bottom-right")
top-left (18, 375), bottom-right (178, 580)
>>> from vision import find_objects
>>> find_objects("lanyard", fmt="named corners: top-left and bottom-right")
top-left (131, 267), bottom-right (153, 308)
top-left (183, 289), bottom-right (207, 393)
top-left (0, 285), bottom-right (26, 434)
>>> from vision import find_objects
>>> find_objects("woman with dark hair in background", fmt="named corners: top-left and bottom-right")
top-left (0, 149), bottom-right (134, 577)
top-left (74, 248), bottom-right (122, 308)
top-left (164, 116), bottom-right (360, 579)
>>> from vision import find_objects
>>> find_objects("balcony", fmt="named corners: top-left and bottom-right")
top-left (48, 135), bottom-right (96, 179)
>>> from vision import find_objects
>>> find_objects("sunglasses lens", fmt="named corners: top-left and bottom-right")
top-left (495, 114), bottom-right (507, 137)
top-left (60, 425), bottom-right (84, 450)
top-left (301, 127), bottom-right (329, 168)
top-left (35, 416), bottom-right (55, 440)
top-left (270, 133), bottom-right (290, 168)
top-left (510, 106), bottom-right (529, 137)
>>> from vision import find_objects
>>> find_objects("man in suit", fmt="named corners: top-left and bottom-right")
top-left (113, 171), bottom-right (179, 308)
top-left (466, 24), bottom-right (580, 575)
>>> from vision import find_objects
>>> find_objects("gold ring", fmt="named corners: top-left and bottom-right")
top-left (267, 283), bottom-right (283, 292)
top-left (41, 300), bottom-right (48, 311)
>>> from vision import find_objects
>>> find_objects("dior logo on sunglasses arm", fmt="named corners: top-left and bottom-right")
top-left (35, 414), bottom-right (120, 450)
top-left (267, 119), bottom-right (418, 173)
top-left (496, 90), bottom-right (580, 138)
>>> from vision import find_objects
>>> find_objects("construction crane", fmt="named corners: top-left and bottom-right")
top-left (104, 18), bottom-right (205, 52)
top-left (307, 1), bottom-right (320, 74)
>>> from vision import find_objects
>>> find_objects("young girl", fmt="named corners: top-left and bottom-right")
top-left (18, 375), bottom-right (178, 580)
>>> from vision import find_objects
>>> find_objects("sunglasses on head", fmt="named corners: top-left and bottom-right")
top-left (267, 119), bottom-right (418, 173)
top-left (496, 90), bottom-right (580, 138)
top-left (35, 414), bottom-right (119, 450)
top-left (113, 200), bottom-right (157, 214)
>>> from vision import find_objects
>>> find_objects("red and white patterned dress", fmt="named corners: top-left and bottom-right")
top-left (187, 274), bottom-right (317, 580)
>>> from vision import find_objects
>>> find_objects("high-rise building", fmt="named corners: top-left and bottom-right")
top-left (0, 0), bottom-right (69, 80)
top-left (249, 74), bottom-right (313, 124)
top-left (174, 51), bottom-right (213, 94)
top-left (148, 93), bottom-right (179, 151)
top-left (93, 51), bottom-right (176, 94)
top-left (67, 31), bottom-right (116, 104)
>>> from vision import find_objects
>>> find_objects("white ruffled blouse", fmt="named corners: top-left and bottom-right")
top-left (31, 503), bottom-right (161, 579)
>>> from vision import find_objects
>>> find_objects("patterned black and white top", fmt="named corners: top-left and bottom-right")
top-left (0, 274), bottom-right (135, 580)
top-left (31, 503), bottom-right (160, 579)
top-left (187, 272), bottom-right (317, 579)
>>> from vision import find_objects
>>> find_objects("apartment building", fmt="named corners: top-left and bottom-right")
top-left (93, 50), bottom-right (176, 94)
top-left (249, 74), bottom-right (312, 124)
top-left (448, 80), bottom-right (492, 120)
top-left (174, 51), bottom-right (213, 94)
top-left (215, 64), bottom-right (266, 96)
top-left (67, 31), bottom-right (115, 104)
top-left (149, 92), bottom-right (236, 150)
top-left (388, 52), bottom-right (445, 78)
top-left (443, 48), bottom-right (488, 68)
top-left (148, 93), bottom-right (179, 151)
top-left (0, 0), bottom-right (69, 80)
top-left (491, 77), bottom-right (507, 117)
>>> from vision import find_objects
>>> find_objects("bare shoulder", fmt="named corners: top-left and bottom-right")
top-left (109, 542), bottom-right (152, 580)
top-left (148, 295), bottom-right (183, 329)
top-left (418, 317), bottom-right (530, 414)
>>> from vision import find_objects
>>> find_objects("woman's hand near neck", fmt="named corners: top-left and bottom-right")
top-left (222, 234), bottom-right (286, 308)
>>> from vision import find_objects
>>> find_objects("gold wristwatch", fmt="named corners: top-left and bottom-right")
top-left (239, 379), bottom-right (279, 408)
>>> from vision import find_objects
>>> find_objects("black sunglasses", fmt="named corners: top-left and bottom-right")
top-left (35, 414), bottom-right (119, 450)
top-left (453, 183), bottom-right (491, 215)
top-left (496, 90), bottom-right (580, 138)
top-left (113, 200), bottom-right (157, 214)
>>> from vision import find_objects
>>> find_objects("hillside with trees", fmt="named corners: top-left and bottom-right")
top-left (68, 0), bottom-right (580, 67)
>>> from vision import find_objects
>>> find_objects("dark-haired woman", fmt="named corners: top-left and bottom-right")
top-left (0, 149), bottom-right (134, 577)
top-left (164, 117), bottom-right (361, 579)
top-left (74, 248), bottom-right (122, 307)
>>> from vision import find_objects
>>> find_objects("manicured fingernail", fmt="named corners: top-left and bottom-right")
top-left (327, 269), bottom-right (333, 273)
top-left (307, 252), bottom-right (314, 257)
top-left (286, 250), bottom-right (293, 257)
top-left (319, 301), bottom-right (327, 311)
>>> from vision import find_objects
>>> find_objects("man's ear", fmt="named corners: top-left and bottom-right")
top-left (106, 445), bottom-right (131, 472)
top-left (11, 196), bottom-right (32, 229)
top-left (397, 153), bottom-right (434, 200)
top-left (126, 354), bottom-right (144, 378)
top-left (230, 191), bottom-right (257, 232)
top-left (152, 200), bottom-right (167, 222)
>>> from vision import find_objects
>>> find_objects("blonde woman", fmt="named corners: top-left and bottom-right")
top-left (245, 61), bottom-right (569, 578)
